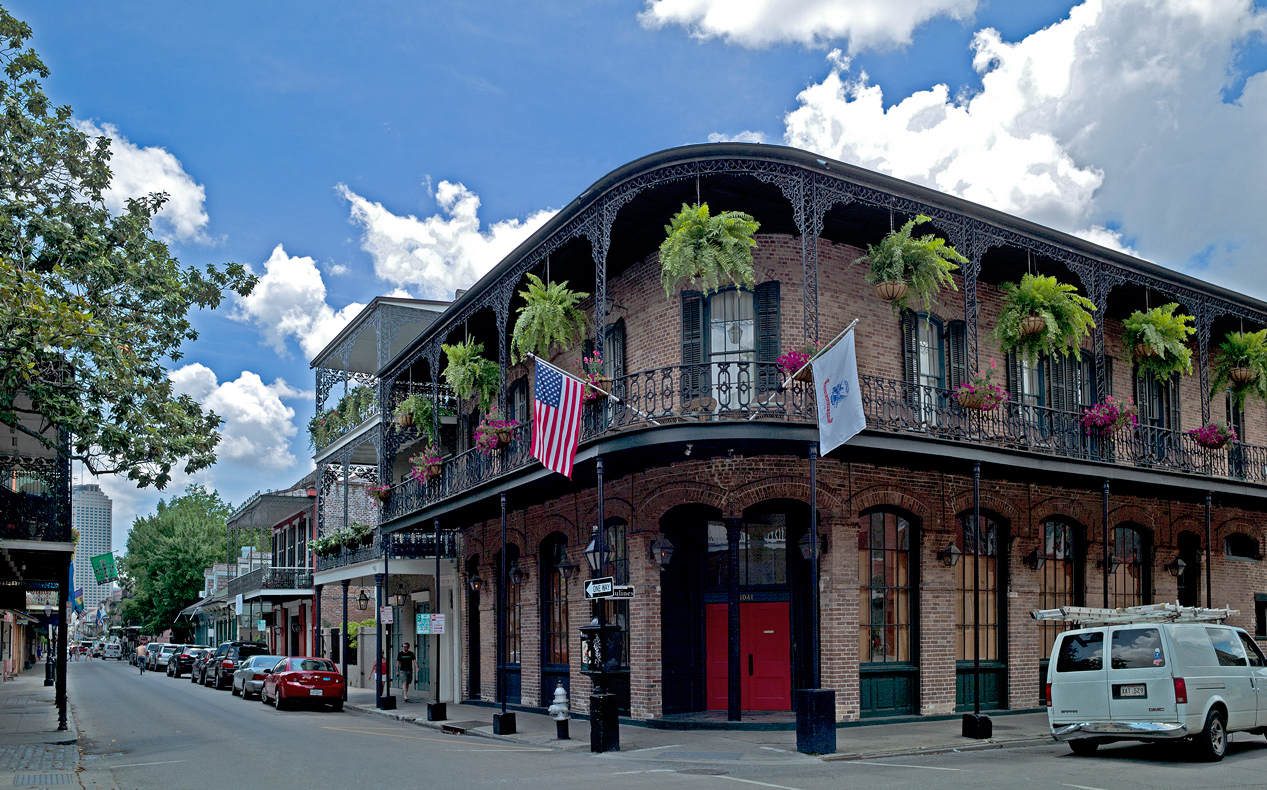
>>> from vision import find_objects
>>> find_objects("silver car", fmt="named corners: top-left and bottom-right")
top-left (152, 644), bottom-right (182, 671)
top-left (232, 654), bottom-right (284, 700)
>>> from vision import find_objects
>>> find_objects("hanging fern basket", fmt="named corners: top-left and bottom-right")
top-left (875, 281), bottom-right (908, 302)
top-left (397, 411), bottom-right (415, 428)
top-left (1133, 342), bottom-right (1155, 359)
top-left (1020, 315), bottom-right (1047, 337)
top-left (1230, 366), bottom-right (1255, 385)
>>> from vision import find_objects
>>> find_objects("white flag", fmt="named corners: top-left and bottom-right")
top-left (812, 330), bottom-right (866, 455)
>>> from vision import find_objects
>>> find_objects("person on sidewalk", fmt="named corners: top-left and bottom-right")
top-left (396, 643), bottom-right (415, 702)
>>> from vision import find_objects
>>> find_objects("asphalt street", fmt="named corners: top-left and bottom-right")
top-left (65, 659), bottom-right (1267, 790)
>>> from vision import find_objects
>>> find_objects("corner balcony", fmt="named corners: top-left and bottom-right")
top-left (226, 566), bottom-right (313, 600)
top-left (380, 363), bottom-right (1267, 526)
top-left (315, 530), bottom-right (459, 573)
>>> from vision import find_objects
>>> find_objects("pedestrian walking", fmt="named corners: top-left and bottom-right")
top-left (396, 643), bottom-right (415, 702)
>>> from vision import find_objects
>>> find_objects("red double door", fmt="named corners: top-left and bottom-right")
top-left (705, 602), bottom-right (791, 711)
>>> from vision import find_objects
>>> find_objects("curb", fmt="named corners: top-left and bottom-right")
top-left (821, 736), bottom-right (1055, 761)
top-left (343, 703), bottom-right (548, 748)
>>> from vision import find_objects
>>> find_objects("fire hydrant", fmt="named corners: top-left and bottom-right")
top-left (547, 682), bottom-right (570, 740)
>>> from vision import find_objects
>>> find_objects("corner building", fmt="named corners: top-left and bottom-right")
top-left (375, 143), bottom-right (1267, 723)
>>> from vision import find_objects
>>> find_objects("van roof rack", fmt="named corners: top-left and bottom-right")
top-left (1032, 602), bottom-right (1238, 627)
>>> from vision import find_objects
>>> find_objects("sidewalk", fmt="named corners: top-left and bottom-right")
top-left (0, 668), bottom-right (81, 787)
top-left (344, 686), bottom-right (1054, 762)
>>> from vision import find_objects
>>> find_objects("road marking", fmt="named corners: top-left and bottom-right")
top-left (709, 777), bottom-right (807, 790)
top-left (626, 744), bottom-right (683, 752)
top-left (611, 770), bottom-right (678, 775)
top-left (1061, 785), bottom-right (1110, 790)
top-left (112, 760), bottom-right (187, 768)
top-left (838, 762), bottom-right (964, 771)
top-left (446, 748), bottom-right (551, 752)
top-left (320, 726), bottom-right (548, 751)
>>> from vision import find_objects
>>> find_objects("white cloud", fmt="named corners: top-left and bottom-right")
top-left (781, 1), bottom-right (1267, 296)
top-left (338, 181), bottom-right (557, 299)
top-left (1072, 226), bottom-right (1137, 257)
top-left (169, 364), bottom-right (307, 472)
top-left (639, 0), bottom-right (977, 52)
top-left (707, 130), bottom-right (768, 143)
top-left (231, 244), bottom-right (366, 360)
top-left (74, 120), bottom-right (212, 244)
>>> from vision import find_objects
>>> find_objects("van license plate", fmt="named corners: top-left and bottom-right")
top-left (310, 689), bottom-right (323, 696)
top-left (1116, 684), bottom-right (1146, 698)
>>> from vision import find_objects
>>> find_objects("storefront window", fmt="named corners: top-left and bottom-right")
top-left (858, 510), bottom-right (912, 664)
top-left (955, 514), bottom-right (1000, 662)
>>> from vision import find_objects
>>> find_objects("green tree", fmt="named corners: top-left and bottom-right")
top-left (117, 484), bottom-right (231, 638)
top-left (0, 7), bottom-right (256, 489)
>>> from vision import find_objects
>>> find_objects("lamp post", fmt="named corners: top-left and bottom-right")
top-left (962, 461), bottom-right (991, 739)
top-left (494, 492), bottom-right (514, 735)
top-left (795, 442), bottom-right (835, 754)
top-left (430, 516), bottom-right (447, 722)
top-left (581, 455), bottom-right (619, 753)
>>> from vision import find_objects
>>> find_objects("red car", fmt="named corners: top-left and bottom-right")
top-left (261, 657), bottom-right (344, 711)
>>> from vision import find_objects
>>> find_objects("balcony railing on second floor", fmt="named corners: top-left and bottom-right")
top-left (315, 529), bottom-right (460, 572)
top-left (0, 452), bottom-right (71, 543)
top-left (226, 566), bottom-right (313, 598)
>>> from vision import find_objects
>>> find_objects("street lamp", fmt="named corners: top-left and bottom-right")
top-left (1165, 558), bottom-right (1187, 577)
top-left (936, 542), bottom-right (962, 567)
top-left (584, 526), bottom-right (609, 574)
top-left (357, 590), bottom-right (370, 611)
top-left (649, 535), bottom-right (675, 571)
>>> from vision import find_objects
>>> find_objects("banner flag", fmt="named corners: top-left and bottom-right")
top-left (812, 329), bottom-right (867, 455)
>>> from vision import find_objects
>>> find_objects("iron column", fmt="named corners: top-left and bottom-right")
top-left (1103, 480), bottom-right (1111, 608)
top-left (1205, 491), bottom-right (1213, 608)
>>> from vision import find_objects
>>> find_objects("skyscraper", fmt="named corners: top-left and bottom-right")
top-left (72, 484), bottom-right (112, 611)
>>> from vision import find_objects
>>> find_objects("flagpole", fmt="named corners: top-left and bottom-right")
top-left (524, 352), bottom-right (660, 426)
top-left (780, 318), bottom-right (860, 391)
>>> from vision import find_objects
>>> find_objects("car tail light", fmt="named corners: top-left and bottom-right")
top-left (221, 660), bottom-right (233, 669)
top-left (1173, 677), bottom-right (1187, 704)
top-left (252, 673), bottom-right (265, 681)
top-left (1044, 683), bottom-right (1052, 707)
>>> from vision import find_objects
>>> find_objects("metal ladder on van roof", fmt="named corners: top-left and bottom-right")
top-left (1032, 602), bottom-right (1239, 627)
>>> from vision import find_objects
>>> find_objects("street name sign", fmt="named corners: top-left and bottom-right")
top-left (609, 584), bottom-right (634, 600)
top-left (584, 577), bottom-right (615, 599)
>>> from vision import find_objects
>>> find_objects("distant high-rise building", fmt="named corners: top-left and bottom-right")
top-left (72, 484), bottom-right (112, 611)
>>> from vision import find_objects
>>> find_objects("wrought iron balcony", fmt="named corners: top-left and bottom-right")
top-left (226, 566), bottom-right (313, 598)
top-left (0, 454), bottom-right (71, 543)
top-left (314, 529), bottom-right (459, 572)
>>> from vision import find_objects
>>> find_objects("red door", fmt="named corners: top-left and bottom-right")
top-left (705, 602), bottom-right (792, 711)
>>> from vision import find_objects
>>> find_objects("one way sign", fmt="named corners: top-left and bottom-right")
top-left (584, 577), bottom-right (615, 599)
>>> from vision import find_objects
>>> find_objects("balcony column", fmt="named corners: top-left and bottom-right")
top-left (313, 584), bottom-right (323, 660)
top-left (375, 571), bottom-right (385, 708)
top-left (1102, 480), bottom-right (1111, 608)
top-left (496, 283), bottom-right (513, 418)
top-left (1196, 304), bottom-right (1213, 425)
top-left (341, 579), bottom-right (349, 681)
top-left (56, 564), bottom-right (68, 730)
top-left (1205, 491), bottom-right (1213, 608)
top-left (595, 201), bottom-right (610, 371)
top-left (725, 516), bottom-right (743, 723)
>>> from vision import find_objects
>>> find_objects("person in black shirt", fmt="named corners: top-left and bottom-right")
top-left (396, 643), bottom-right (416, 702)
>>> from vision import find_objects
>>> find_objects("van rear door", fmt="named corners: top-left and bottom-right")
top-left (1107, 627), bottom-right (1176, 722)
top-left (1051, 630), bottom-right (1108, 722)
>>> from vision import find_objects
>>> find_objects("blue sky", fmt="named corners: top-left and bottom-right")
top-left (11, 0), bottom-right (1267, 548)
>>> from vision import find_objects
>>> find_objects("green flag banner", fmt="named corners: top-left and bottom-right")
top-left (89, 553), bottom-right (117, 585)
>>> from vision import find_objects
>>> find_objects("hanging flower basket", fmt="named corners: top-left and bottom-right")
top-left (1019, 315), bottom-right (1047, 337)
top-left (396, 411), bottom-right (415, 428)
top-left (1188, 422), bottom-right (1237, 450)
top-left (475, 413), bottom-right (520, 454)
top-left (409, 447), bottom-right (443, 483)
top-left (874, 281), bottom-right (908, 302)
top-left (370, 484), bottom-right (391, 503)
top-left (582, 352), bottom-right (609, 402)
top-left (1080, 396), bottom-right (1138, 438)
top-left (776, 344), bottom-right (821, 383)
top-left (954, 360), bottom-right (1009, 411)
top-left (1230, 366), bottom-right (1255, 385)
top-left (1133, 342), bottom-right (1155, 359)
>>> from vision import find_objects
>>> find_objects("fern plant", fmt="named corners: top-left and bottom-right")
top-left (994, 273), bottom-right (1096, 360)
top-left (442, 338), bottom-right (500, 413)
top-left (857, 214), bottom-right (964, 313)
top-left (511, 273), bottom-right (589, 362)
top-left (1123, 303), bottom-right (1194, 379)
top-left (1211, 329), bottom-right (1267, 408)
top-left (659, 203), bottom-right (760, 299)
top-left (394, 393), bottom-right (451, 446)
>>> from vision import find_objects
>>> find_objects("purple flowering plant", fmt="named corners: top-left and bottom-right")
top-left (954, 358), bottom-right (1009, 411)
top-left (776, 342), bottom-right (820, 380)
top-left (475, 411), bottom-right (520, 453)
top-left (1080, 396), bottom-right (1138, 437)
top-left (582, 351), bottom-right (608, 402)
top-left (409, 446), bottom-right (443, 483)
top-left (1188, 422), bottom-right (1237, 449)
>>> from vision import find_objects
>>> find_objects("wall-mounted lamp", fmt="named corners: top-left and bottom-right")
top-left (1165, 558), bottom-right (1187, 578)
top-left (510, 560), bottom-right (528, 586)
top-left (390, 593), bottom-right (408, 607)
top-left (684, 443), bottom-right (693, 457)
top-left (1023, 548), bottom-right (1045, 571)
top-left (356, 590), bottom-right (370, 611)
top-left (650, 534), bottom-right (675, 571)
top-left (557, 550), bottom-right (579, 581)
top-left (585, 525), bottom-right (610, 573)
top-left (468, 573), bottom-right (484, 593)
top-left (936, 543), bottom-right (961, 567)
top-left (1097, 556), bottom-right (1117, 575)
top-left (798, 532), bottom-right (829, 561)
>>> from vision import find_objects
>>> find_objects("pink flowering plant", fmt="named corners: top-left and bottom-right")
top-left (954, 359), bottom-right (1009, 411)
top-left (475, 411), bottom-right (520, 453)
top-left (1188, 422), bottom-right (1237, 450)
top-left (409, 446), bottom-right (443, 483)
top-left (776, 343), bottom-right (821, 380)
top-left (1080, 396), bottom-right (1138, 437)
top-left (369, 483), bottom-right (392, 502)
top-left (583, 351), bottom-right (609, 402)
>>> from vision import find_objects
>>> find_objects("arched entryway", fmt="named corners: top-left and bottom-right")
top-left (1035, 517), bottom-right (1086, 702)
top-left (859, 507), bottom-right (920, 718)
top-left (494, 544), bottom-right (522, 704)
top-left (539, 532), bottom-right (570, 706)
top-left (1108, 524), bottom-right (1152, 608)
top-left (954, 509), bottom-right (1008, 712)
top-left (1177, 530), bottom-right (1202, 607)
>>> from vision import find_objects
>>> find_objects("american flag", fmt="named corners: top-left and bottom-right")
top-left (531, 358), bottom-right (584, 478)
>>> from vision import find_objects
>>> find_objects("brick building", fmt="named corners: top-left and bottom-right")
top-left (368, 143), bottom-right (1267, 723)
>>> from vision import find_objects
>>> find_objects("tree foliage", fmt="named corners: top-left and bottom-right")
top-left (659, 203), bottom-right (759, 299)
top-left (994, 273), bottom-right (1096, 360)
top-left (1211, 330), bottom-right (1267, 409)
top-left (857, 214), bottom-right (963, 313)
top-left (116, 484), bottom-right (231, 638)
top-left (510, 274), bottom-right (588, 362)
top-left (0, 8), bottom-right (256, 488)
top-left (1123, 303), bottom-right (1194, 379)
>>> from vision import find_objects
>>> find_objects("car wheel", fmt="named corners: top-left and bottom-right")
top-left (231, 681), bottom-right (240, 697)
top-left (1068, 740), bottom-right (1100, 756)
top-left (1194, 709), bottom-right (1228, 762)
top-left (262, 689), bottom-right (271, 705)
top-left (331, 700), bottom-right (343, 712)
top-left (276, 690), bottom-right (289, 711)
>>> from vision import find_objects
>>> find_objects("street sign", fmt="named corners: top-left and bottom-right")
top-left (417, 613), bottom-right (446, 635)
top-left (416, 613), bottom-right (430, 634)
top-left (257, 619), bottom-right (267, 632)
top-left (89, 553), bottom-right (118, 585)
top-left (380, 606), bottom-right (393, 625)
top-left (431, 614), bottom-right (444, 634)
top-left (609, 584), bottom-right (635, 600)
top-left (584, 577), bottom-right (615, 599)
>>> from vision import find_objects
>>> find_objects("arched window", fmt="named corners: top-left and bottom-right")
top-left (955, 513), bottom-right (1002, 664)
top-left (1108, 526), bottom-right (1149, 608)
top-left (498, 545), bottom-right (522, 667)
top-left (859, 510), bottom-right (914, 664)
top-left (540, 534), bottom-right (569, 666)
top-left (1225, 532), bottom-right (1261, 560)
top-left (1037, 519), bottom-right (1082, 660)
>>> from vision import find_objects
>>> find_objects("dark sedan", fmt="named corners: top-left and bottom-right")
top-left (168, 646), bottom-right (208, 678)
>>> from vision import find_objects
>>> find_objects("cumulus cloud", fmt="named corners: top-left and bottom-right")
top-left (231, 245), bottom-right (365, 360)
top-left (781, 1), bottom-right (1267, 295)
top-left (338, 181), bottom-right (556, 299)
top-left (74, 120), bottom-right (212, 244)
top-left (169, 364), bottom-right (307, 472)
top-left (640, 0), bottom-right (977, 52)
top-left (708, 130), bottom-right (768, 143)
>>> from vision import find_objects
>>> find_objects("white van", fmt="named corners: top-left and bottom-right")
top-left (1043, 605), bottom-right (1267, 761)
top-left (103, 643), bottom-right (122, 660)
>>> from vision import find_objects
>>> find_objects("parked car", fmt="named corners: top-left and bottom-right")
top-left (261, 657), bottom-right (344, 711)
top-left (232, 654), bottom-right (284, 700)
top-left (191, 649), bottom-right (215, 684)
top-left (103, 643), bottom-right (122, 660)
top-left (1046, 609), bottom-right (1267, 761)
top-left (150, 644), bottom-right (182, 672)
top-left (168, 646), bottom-right (207, 677)
top-left (204, 641), bottom-right (269, 690)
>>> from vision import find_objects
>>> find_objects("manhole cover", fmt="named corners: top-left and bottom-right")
top-left (14, 775), bottom-right (73, 786)
top-left (678, 769), bottom-right (729, 776)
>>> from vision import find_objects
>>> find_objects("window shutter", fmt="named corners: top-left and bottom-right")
top-left (1103, 356), bottom-right (1114, 403)
top-left (946, 321), bottom-right (967, 391)
top-left (1134, 366), bottom-right (1149, 424)
top-left (1167, 374), bottom-right (1181, 430)
top-left (1049, 354), bottom-right (1069, 413)
top-left (606, 319), bottom-right (627, 379)
top-left (755, 281), bottom-right (781, 393)
top-left (1006, 352), bottom-right (1024, 404)
top-left (681, 291), bottom-right (705, 401)
top-left (900, 311), bottom-right (918, 407)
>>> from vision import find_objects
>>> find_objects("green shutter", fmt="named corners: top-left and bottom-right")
top-left (946, 321), bottom-right (967, 391)
top-left (681, 291), bottom-right (705, 401)
top-left (755, 282), bottom-right (781, 394)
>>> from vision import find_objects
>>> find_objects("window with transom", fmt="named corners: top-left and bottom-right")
top-left (858, 510), bottom-right (914, 664)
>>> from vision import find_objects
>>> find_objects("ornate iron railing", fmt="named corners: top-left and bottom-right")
top-left (226, 566), bottom-right (313, 598)
top-left (315, 529), bottom-right (460, 572)
top-left (0, 453), bottom-right (71, 543)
